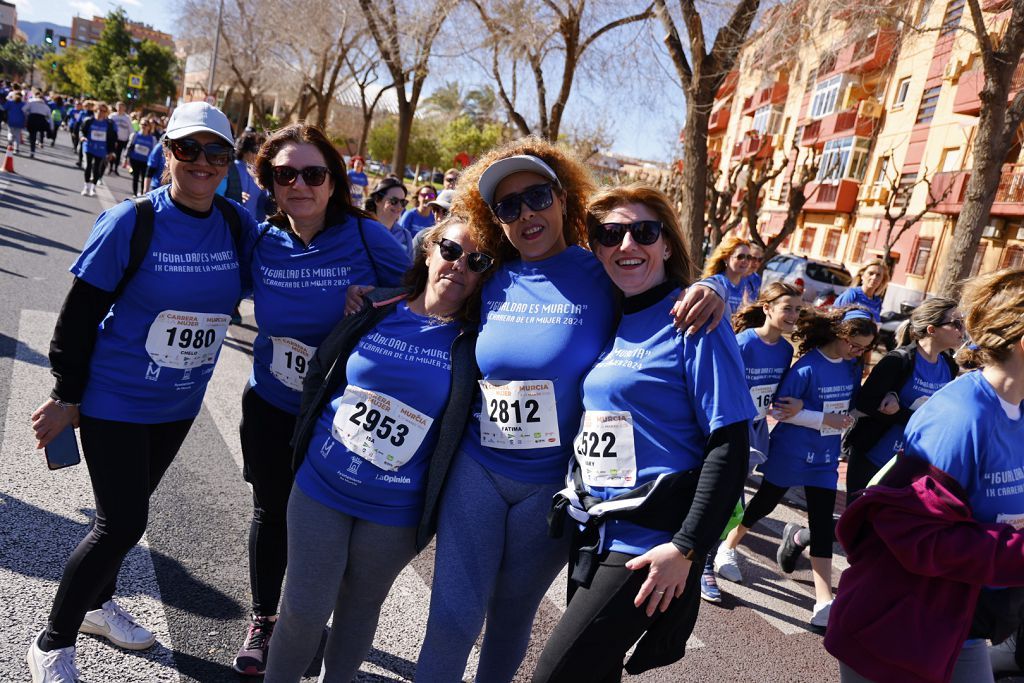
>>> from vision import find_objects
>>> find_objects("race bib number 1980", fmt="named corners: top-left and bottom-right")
top-left (145, 310), bottom-right (230, 369)
top-left (479, 379), bottom-right (559, 449)
top-left (332, 386), bottom-right (433, 471)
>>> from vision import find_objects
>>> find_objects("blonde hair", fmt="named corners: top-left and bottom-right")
top-left (701, 234), bottom-right (751, 279)
top-left (450, 136), bottom-right (596, 263)
top-left (957, 268), bottom-right (1024, 367)
top-left (854, 258), bottom-right (890, 296)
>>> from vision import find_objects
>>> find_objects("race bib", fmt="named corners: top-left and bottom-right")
top-left (331, 386), bottom-right (433, 471)
top-left (820, 399), bottom-right (851, 436)
top-left (997, 512), bottom-right (1024, 530)
top-left (89, 127), bottom-right (107, 142)
top-left (750, 383), bottom-right (778, 420)
top-left (133, 143), bottom-right (151, 157)
top-left (573, 411), bottom-right (637, 488)
top-left (269, 336), bottom-right (316, 391)
top-left (145, 310), bottom-right (230, 369)
top-left (479, 379), bottom-right (559, 449)
top-left (909, 395), bottom-right (930, 411)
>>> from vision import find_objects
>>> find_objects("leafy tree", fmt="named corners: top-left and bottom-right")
top-left (368, 116), bottom-right (443, 168)
top-left (81, 8), bottom-right (177, 105)
top-left (135, 40), bottom-right (179, 104)
top-left (438, 115), bottom-right (504, 164)
top-left (1, 41), bottom-right (48, 80)
top-left (37, 47), bottom-right (90, 93)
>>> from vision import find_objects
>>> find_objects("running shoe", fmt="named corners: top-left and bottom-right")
top-left (27, 631), bottom-right (79, 683)
top-left (79, 599), bottom-right (156, 650)
top-left (777, 522), bottom-right (807, 574)
top-left (87, 185), bottom-right (96, 197)
top-left (714, 545), bottom-right (744, 583)
top-left (810, 599), bottom-right (833, 628)
top-left (80, 184), bottom-right (89, 196)
top-left (233, 615), bottom-right (276, 675)
top-left (699, 559), bottom-right (722, 603)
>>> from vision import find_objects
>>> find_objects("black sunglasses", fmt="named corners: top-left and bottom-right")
top-left (491, 183), bottom-right (555, 224)
top-left (592, 221), bottom-right (664, 247)
top-left (733, 253), bottom-right (754, 262)
top-left (940, 319), bottom-right (965, 332)
top-left (434, 238), bottom-right (494, 273)
top-left (272, 165), bottom-right (331, 187)
top-left (167, 138), bottom-right (233, 167)
top-left (384, 196), bottom-right (408, 209)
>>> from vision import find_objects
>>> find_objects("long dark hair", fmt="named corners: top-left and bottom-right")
top-left (365, 176), bottom-right (408, 217)
top-left (793, 305), bottom-right (878, 356)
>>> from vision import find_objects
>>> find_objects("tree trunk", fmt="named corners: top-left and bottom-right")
top-left (358, 114), bottom-right (373, 156)
top-left (678, 90), bottom-right (713, 263)
top-left (393, 100), bottom-right (413, 175)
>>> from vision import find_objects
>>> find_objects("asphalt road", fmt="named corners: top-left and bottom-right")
top-left (1, 136), bottom-right (852, 682)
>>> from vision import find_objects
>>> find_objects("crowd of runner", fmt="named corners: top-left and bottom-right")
top-left (20, 100), bottom-right (1024, 683)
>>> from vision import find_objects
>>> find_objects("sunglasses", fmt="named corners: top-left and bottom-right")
top-left (420, 192), bottom-right (437, 200)
top-left (384, 196), bottom-right (408, 209)
top-left (444, 176), bottom-right (458, 184)
top-left (592, 221), bottom-right (664, 248)
top-left (733, 253), bottom-right (754, 262)
top-left (940, 319), bottom-right (965, 332)
top-left (491, 183), bottom-right (555, 224)
top-left (434, 238), bottom-right (494, 273)
top-left (272, 165), bottom-right (330, 187)
top-left (167, 138), bottom-right (233, 167)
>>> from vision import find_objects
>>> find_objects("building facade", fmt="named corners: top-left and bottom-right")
top-left (708, 0), bottom-right (1023, 309)
top-left (70, 15), bottom-right (174, 50)
top-left (0, 0), bottom-right (17, 43)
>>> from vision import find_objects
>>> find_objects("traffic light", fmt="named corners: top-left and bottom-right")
top-left (58, 36), bottom-right (67, 48)
top-left (44, 29), bottom-right (53, 45)
top-left (51, 61), bottom-right (57, 72)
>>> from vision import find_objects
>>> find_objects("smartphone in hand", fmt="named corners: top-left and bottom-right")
top-left (44, 426), bottom-right (81, 470)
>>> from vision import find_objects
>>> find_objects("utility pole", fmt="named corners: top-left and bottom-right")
top-left (206, 0), bottom-right (224, 102)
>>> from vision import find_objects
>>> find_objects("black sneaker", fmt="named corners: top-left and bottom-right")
top-left (777, 522), bottom-right (807, 574)
top-left (233, 615), bottom-right (275, 676)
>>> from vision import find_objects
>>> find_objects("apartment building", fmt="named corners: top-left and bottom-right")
top-left (708, 0), bottom-right (1023, 308)
top-left (70, 14), bottom-right (174, 50)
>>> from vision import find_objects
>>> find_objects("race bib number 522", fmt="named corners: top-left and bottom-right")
top-left (574, 411), bottom-right (637, 488)
top-left (145, 310), bottom-right (230, 369)
top-left (478, 379), bottom-right (559, 449)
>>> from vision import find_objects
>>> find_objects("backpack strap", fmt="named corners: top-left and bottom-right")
top-left (113, 196), bottom-right (156, 301)
top-left (212, 194), bottom-right (243, 254)
top-left (355, 215), bottom-right (381, 284)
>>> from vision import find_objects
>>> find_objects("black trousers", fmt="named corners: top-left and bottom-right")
top-left (845, 450), bottom-right (882, 497)
top-left (741, 479), bottom-right (837, 558)
top-left (84, 154), bottom-right (106, 184)
top-left (111, 139), bottom-right (128, 171)
top-left (41, 415), bottom-right (194, 650)
top-left (239, 385), bottom-right (298, 617)
top-left (129, 158), bottom-right (148, 195)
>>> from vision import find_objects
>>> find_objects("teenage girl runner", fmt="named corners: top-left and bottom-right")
top-left (834, 259), bottom-right (889, 323)
top-left (718, 306), bottom-right (876, 626)
top-left (79, 103), bottom-right (117, 197)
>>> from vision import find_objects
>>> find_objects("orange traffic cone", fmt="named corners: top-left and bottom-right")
top-left (1, 143), bottom-right (13, 173)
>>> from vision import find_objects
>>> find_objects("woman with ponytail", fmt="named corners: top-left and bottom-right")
top-left (844, 297), bottom-right (962, 495)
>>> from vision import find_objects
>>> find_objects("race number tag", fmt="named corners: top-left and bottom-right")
top-left (996, 512), bottom-right (1024, 530)
top-left (909, 395), bottom-right (930, 411)
top-left (331, 386), bottom-right (433, 471)
top-left (145, 310), bottom-right (230, 369)
top-left (820, 399), bottom-right (851, 436)
top-left (89, 127), bottom-right (107, 142)
top-left (133, 144), bottom-right (151, 157)
top-left (573, 411), bottom-right (637, 488)
top-left (478, 379), bottom-right (559, 449)
top-left (750, 383), bottom-right (778, 420)
top-left (269, 337), bottom-right (316, 391)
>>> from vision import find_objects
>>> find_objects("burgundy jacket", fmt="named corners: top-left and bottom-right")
top-left (824, 456), bottom-right (1024, 683)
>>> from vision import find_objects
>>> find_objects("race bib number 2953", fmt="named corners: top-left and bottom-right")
top-left (332, 386), bottom-right (433, 471)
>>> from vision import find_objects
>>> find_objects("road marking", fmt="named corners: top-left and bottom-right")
top-left (0, 310), bottom-right (178, 681)
top-left (94, 181), bottom-right (117, 211)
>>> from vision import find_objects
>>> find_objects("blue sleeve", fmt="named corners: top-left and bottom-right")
top-left (777, 362), bottom-right (812, 402)
top-left (905, 399), bottom-right (983, 492)
top-left (834, 288), bottom-right (856, 308)
top-left (683, 322), bottom-right (756, 434)
top-left (361, 218), bottom-right (412, 286)
top-left (69, 201), bottom-right (137, 292)
top-left (147, 146), bottom-right (164, 174)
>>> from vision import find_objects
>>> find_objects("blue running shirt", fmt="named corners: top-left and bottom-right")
top-left (835, 286), bottom-right (882, 322)
top-left (128, 133), bottom-right (156, 163)
top-left (83, 118), bottom-right (114, 157)
top-left (735, 328), bottom-right (794, 422)
top-left (396, 208), bottom-right (435, 236)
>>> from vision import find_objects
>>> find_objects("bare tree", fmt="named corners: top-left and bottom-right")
top-left (343, 44), bottom-right (395, 157)
top-left (748, 145), bottom-right (823, 262)
top-left (357, 0), bottom-right (454, 172)
top-left (936, 0), bottom-right (1024, 295)
top-left (706, 161), bottom-right (745, 242)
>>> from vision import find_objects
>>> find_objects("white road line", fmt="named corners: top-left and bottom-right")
top-left (0, 310), bottom-right (177, 681)
top-left (94, 181), bottom-right (117, 211)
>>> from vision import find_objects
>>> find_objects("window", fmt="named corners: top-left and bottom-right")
top-left (810, 75), bottom-right (843, 119)
top-left (851, 231), bottom-right (871, 263)
top-left (894, 78), bottom-right (911, 107)
top-left (910, 237), bottom-right (934, 276)
top-left (916, 0), bottom-right (934, 28)
top-left (940, 0), bottom-right (965, 36)
top-left (752, 105), bottom-right (782, 134)
top-left (800, 228), bottom-right (817, 253)
top-left (817, 137), bottom-right (872, 182)
top-left (970, 244), bottom-right (987, 277)
top-left (804, 68), bottom-right (818, 96)
top-left (894, 172), bottom-right (919, 208)
top-left (1003, 246), bottom-right (1024, 269)
top-left (823, 230), bottom-right (842, 259)
top-left (916, 86), bottom-right (942, 124)
top-left (875, 156), bottom-right (892, 184)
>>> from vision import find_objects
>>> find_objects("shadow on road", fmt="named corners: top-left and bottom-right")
top-left (0, 224), bottom-right (82, 254)
top-left (0, 330), bottom-right (49, 366)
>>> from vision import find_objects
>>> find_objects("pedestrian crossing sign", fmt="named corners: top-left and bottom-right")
top-left (128, 73), bottom-right (144, 88)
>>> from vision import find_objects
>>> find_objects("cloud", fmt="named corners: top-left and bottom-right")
top-left (119, 0), bottom-right (142, 6)
top-left (69, 0), bottom-right (103, 16)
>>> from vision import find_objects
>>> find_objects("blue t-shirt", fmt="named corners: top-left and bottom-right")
top-left (4, 100), bottom-right (26, 128)
top-left (348, 170), bottom-right (369, 205)
top-left (462, 246), bottom-right (618, 484)
top-left (906, 371), bottom-right (1024, 525)
top-left (736, 328), bottom-right (794, 421)
top-left (294, 302), bottom-right (461, 526)
top-left (247, 216), bottom-right (411, 414)
top-left (83, 118), bottom-right (114, 157)
top-left (580, 287), bottom-right (755, 555)
top-left (864, 351), bottom-right (953, 467)
top-left (708, 272), bottom-right (756, 315)
top-left (396, 208), bottom-right (435, 236)
top-left (71, 186), bottom-right (252, 422)
top-left (128, 133), bottom-right (156, 162)
top-left (744, 271), bottom-right (762, 299)
top-left (761, 350), bottom-right (860, 489)
top-left (147, 146), bottom-right (165, 188)
top-left (835, 286), bottom-right (882, 322)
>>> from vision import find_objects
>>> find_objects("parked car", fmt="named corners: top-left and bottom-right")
top-left (761, 253), bottom-right (852, 305)
top-left (876, 301), bottom-right (917, 351)
top-left (367, 161), bottom-right (384, 175)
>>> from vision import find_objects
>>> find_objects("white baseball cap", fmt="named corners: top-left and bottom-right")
top-left (165, 102), bottom-right (234, 146)
top-left (428, 189), bottom-right (456, 210)
top-left (478, 155), bottom-right (560, 205)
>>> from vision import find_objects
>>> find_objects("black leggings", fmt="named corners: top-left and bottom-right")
top-left (740, 479), bottom-right (837, 558)
top-left (129, 158), bottom-right (148, 195)
top-left (111, 139), bottom-right (128, 170)
top-left (532, 551), bottom-right (704, 683)
top-left (239, 385), bottom-right (298, 617)
top-left (84, 154), bottom-right (106, 184)
top-left (41, 415), bottom-right (194, 650)
top-left (845, 451), bottom-right (882, 497)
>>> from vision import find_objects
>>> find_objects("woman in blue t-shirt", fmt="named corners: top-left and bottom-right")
top-left (126, 118), bottom-right (157, 196)
top-left (365, 176), bottom-right (413, 257)
top-left (263, 218), bottom-right (490, 682)
top-left (532, 184), bottom-right (754, 682)
top-left (79, 101), bottom-right (118, 197)
top-left (834, 258), bottom-right (889, 323)
top-left (720, 306), bottom-right (876, 628)
top-left (416, 140), bottom-right (725, 683)
top-left (231, 123), bottom-right (411, 677)
top-left (701, 234), bottom-right (757, 313)
top-left (845, 297), bottom-right (962, 495)
top-left (396, 184), bottom-right (438, 237)
top-left (27, 102), bottom-right (250, 683)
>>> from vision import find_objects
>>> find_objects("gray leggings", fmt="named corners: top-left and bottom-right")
top-left (838, 640), bottom-right (995, 683)
top-left (264, 485), bottom-right (417, 683)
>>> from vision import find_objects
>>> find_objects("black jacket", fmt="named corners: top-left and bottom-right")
top-left (290, 287), bottom-right (479, 551)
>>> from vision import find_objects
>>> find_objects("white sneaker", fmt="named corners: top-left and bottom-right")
top-left (714, 545), bottom-right (744, 583)
top-left (27, 631), bottom-right (79, 683)
top-left (87, 184), bottom-right (96, 197)
top-left (79, 599), bottom-right (156, 650)
top-left (80, 183), bottom-right (89, 196)
top-left (810, 600), bottom-right (833, 628)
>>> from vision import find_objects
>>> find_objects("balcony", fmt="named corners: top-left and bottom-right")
top-left (953, 61), bottom-right (1024, 116)
top-left (803, 179), bottom-right (860, 213)
top-left (731, 134), bottom-right (774, 161)
top-left (800, 119), bottom-right (822, 147)
top-left (800, 108), bottom-right (876, 148)
top-left (931, 166), bottom-right (1024, 217)
top-left (742, 82), bottom-right (789, 115)
top-left (716, 70), bottom-right (738, 100)
top-left (708, 106), bottom-right (731, 135)
top-left (834, 29), bottom-right (898, 75)
top-left (930, 171), bottom-right (969, 213)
